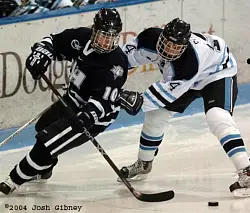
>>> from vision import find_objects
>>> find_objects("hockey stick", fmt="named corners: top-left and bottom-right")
top-left (41, 74), bottom-right (175, 202)
top-left (0, 106), bottom-right (51, 148)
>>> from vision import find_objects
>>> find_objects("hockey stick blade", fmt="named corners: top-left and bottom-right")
top-left (118, 170), bottom-right (175, 202)
top-left (132, 189), bottom-right (175, 202)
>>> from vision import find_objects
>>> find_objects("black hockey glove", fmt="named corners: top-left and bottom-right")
top-left (118, 90), bottom-right (143, 115)
top-left (69, 111), bottom-right (96, 133)
top-left (25, 42), bottom-right (55, 80)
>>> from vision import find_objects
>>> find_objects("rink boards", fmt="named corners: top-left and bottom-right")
top-left (0, 0), bottom-right (250, 146)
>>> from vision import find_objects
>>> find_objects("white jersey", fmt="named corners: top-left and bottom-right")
top-left (123, 28), bottom-right (237, 112)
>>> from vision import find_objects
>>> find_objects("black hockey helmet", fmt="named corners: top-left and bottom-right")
top-left (91, 8), bottom-right (122, 54)
top-left (156, 18), bottom-right (191, 61)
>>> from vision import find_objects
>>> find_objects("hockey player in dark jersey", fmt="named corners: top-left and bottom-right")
top-left (118, 18), bottom-right (250, 197)
top-left (0, 8), bottom-right (142, 195)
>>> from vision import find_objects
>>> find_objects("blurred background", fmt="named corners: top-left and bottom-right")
top-left (0, 0), bottom-right (127, 18)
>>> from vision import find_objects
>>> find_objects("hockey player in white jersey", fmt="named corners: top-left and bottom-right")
top-left (118, 18), bottom-right (250, 197)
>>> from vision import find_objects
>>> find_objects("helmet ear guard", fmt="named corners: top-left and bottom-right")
top-left (156, 18), bottom-right (191, 61)
top-left (91, 8), bottom-right (122, 54)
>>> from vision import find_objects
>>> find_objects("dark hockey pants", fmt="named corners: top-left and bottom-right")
top-left (9, 98), bottom-right (106, 185)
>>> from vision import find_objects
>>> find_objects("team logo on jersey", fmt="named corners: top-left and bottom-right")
top-left (110, 65), bottom-right (124, 80)
top-left (71, 39), bottom-right (82, 50)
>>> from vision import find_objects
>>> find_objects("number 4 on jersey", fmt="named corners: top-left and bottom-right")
top-left (125, 45), bottom-right (136, 54)
top-left (169, 82), bottom-right (181, 91)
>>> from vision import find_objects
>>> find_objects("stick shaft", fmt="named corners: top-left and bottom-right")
top-left (0, 106), bottom-right (50, 148)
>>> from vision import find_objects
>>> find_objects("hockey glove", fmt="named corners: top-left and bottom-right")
top-left (26, 42), bottom-right (55, 80)
top-left (69, 111), bottom-right (96, 133)
top-left (118, 90), bottom-right (143, 115)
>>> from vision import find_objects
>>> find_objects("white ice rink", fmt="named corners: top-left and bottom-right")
top-left (1, 105), bottom-right (250, 213)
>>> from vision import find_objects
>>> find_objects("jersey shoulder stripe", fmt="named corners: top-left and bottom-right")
top-left (137, 27), bottom-right (162, 51)
top-left (171, 43), bottom-right (199, 81)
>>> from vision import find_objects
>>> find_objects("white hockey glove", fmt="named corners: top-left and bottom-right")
top-left (118, 90), bottom-right (143, 115)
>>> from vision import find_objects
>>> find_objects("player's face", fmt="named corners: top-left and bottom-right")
top-left (156, 33), bottom-right (187, 61)
top-left (164, 41), bottom-right (184, 57)
top-left (92, 30), bottom-right (120, 53)
top-left (95, 33), bottom-right (114, 50)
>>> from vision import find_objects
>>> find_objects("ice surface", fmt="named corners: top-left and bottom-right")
top-left (1, 105), bottom-right (250, 213)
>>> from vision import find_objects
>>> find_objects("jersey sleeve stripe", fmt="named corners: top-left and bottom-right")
top-left (144, 90), bottom-right (164, 108)
top-left (148, 86), bottom-right (172, 106)
top-left (147, 82), bottom-right (177, 104)
top-left (68, 89), bottom-right (86, 108)
top-left (95, 119), bottom-right (116, 126)
top-left (155, 82), bottom-right (177, 101)
top-left (88, 99), bottom-right (105, 119)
